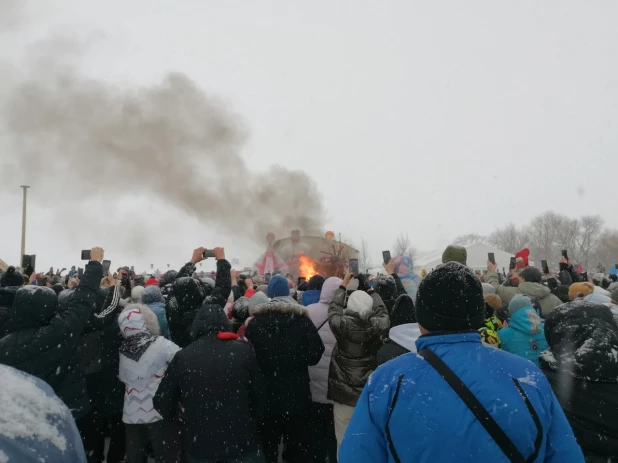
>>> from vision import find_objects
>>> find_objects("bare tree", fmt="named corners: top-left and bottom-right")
top-left (359, 238), bottom-right (374, 273)
top-left (526, 211), bottom-right (565, 263)
top-left (555, 217), bottom-right (580, 264)
top-left (454, 233), bottom-right (487, 246)
top-left (393, 233), bottom-right (418, 260)
top-left (594, 229), bottom-right (618, 271)
top-left (577, 215), bottom-right (604, 269)
top-left (487, 223), bottom-right (529, 254)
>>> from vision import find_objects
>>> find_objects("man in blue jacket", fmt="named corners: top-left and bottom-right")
top-left (339, 262), bottom-right (584, 463)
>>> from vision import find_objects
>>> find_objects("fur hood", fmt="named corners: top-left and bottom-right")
top-left (118, 304), bottom-right (161, 337)
top-left (250, 296), bottom-right (308, 317)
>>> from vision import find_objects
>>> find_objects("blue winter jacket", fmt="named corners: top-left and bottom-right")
top-left (500, 308), bottom-right (549, 366)
top-left (339, 332), bottom-right (583, 463)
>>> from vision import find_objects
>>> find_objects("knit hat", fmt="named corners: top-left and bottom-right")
top-left (268, 274), bottom-right (290, 298)
top-left (416, 261), bottom-right (484, 332)
top-left (131, 285), bottom-right (145, 303)
top-left (375, 274), bottom-right (397, 301)
top-left (508, 295), bottom-right (532, 317)
top-left (307, 275), bottom-right (326, 291)
top-left (248, 291), bottom-right (269, 311)
top-left (515, 248), bottom-right (531, 268)
top-left (569, 282), bottom-right (594, 300)
top-left (0, 266), bottom-right (24, 288)
top-left (442, 245), bottom-right (467, 266)
top-left (145, 277), bottom-right (159, 287)
top-left (520, 267), bottom-right (542, 284)
top-left (481, 283), bottom-right (496, 295)
top-left (346, 290), bottom-right (374, 320)
top-left (484, 294), bottom-right (502, 312)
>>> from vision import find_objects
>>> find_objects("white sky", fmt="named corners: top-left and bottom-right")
top-left (1, 0), bottom-right (618, 272)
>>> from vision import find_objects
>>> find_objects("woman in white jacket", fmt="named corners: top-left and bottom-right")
top-left (117, 304), bottom-right (180, 463)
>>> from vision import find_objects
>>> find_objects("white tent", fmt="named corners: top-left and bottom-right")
top-left (414, 243), bottom-right (516, 274)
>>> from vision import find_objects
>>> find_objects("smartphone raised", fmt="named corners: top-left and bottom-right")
top-left (21, 254), bottom-right (35, 270)
top-left (562, 249), bottom-right (569, 260)
top-left (541, 260), bottom-right (549, 274)
top-left (488, 253), bottom-right (496, 265)
top-left (81, 250), bottom-right (91, 260)
top-left (349, 258), bottom-right (359, 274)
top-left (509, 257), bottom-right (517, 270)
top-left (102, 260), bottom-right (112, 275)
top-left (202, 249), bottom-right (216, 258)
top-left (382, 250), bottom-right (392, 265)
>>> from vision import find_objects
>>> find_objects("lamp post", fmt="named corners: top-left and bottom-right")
top-left (20, 185), bottom-right (30, 261)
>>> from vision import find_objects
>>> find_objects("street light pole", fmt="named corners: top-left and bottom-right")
top-left (20, 185), bottom-right (30, 261)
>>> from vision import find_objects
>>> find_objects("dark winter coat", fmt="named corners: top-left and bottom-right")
top-left (540, 302), bottom-right (618, 459)
top-left (327, 288), bottom-right (389, 406)
top-left (0, 286), bottom-right (19, 338)
top-left (245, 297), bottom-right (324, 415)
top-left (0, 261), bottom-right (103, 419)
top-left (155, 303), bottom-right (264, 461)
top-left (376, 323), bottom-right (421, 366)
top-left (166, 259), bottom-right (232, 348)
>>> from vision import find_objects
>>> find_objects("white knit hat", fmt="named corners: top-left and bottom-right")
top-left (347, 290), bottom-right (374, 320)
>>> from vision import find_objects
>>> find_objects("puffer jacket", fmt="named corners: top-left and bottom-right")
top-left (485, 271), bottom-right (562, 317)
top-left (499, 307), bottom-right (549, 366)
top-left (340, 332), bottom-right (584, 462)
top-left (306, 277), bottom-right (342, 404)
top-left (245, 296), bottom-right (324, 415)
top-left (0, 261), bottom-right (103, 419)
top-left (0, 285), bottom-right (19, 337)
top-left (327, 288), bottom-right (389, 406)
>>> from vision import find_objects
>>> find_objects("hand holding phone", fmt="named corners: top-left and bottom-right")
top-left (509, 257), bottom-right (517, 270)
top-left (541, 260), bottom-right (549, 274)
top-left (102, 260), bottom-right (112, 274)
top-left (382, 251), bottom-right (391, 265)
top-left (488, 253), bottom-right (495, 265)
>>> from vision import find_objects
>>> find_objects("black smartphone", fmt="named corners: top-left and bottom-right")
top-left (81, 250), bottom-right (91, 260)
top-left (562, 249), bottom-right (568, 260)
top-left (541, 260), bottom-right (549, 274)
top-left (78, 267), bottom-right (84, 279)
top-left (202, 249), bottom-right (216, 258)
top-left (102, 260), bottom-right (111, 274)
top-left (509, 257), bottom-right (516, 270)
top-left (21, 254), bottom-right (35, 269)
top-left (488, 253), bottom-right (495, 265)
top-left (349, 258), bottom-right (359, 274)
top-left (382, 250), bottom-right (391, 265)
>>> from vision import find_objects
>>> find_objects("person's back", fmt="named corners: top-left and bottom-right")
top-left (340, 262), bottom-right (583, 463)
top-left (499, 295), bottom-right (549, 366)
top-left (154, 303), bottom-right (264, 462)
top-left (0, 266), bottom-right (24, 338)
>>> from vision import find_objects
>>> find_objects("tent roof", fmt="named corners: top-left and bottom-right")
top-left (414, 243), bottom-right (517, 272)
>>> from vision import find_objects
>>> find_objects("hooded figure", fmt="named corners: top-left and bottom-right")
top-left (154, 303), bottom-right (265, 462)
top-left (328, 286), bottom-right (389, 451)
top-left (141, 285), bottom-right (170, 339)
top-left (118, 304), bottom-right (180, 463)
top-left (302, 274), bottom-right (325, 307)
top-left (540, 302), bottom-right (618, 459)
top-left (0, 265), bottom-right (24, 338)
top-left (0, 260), bottom-right (103, 420)
top-left (231, 296), bottom-right (251, 333)
top-left (499, 295), bottom-right (549, 365)
top-left (166, 277), bottom-right (206, 348)
top-left (245, 284), bottom-right (324, 463)
top-left (376, 293), bottom-right (418, 366)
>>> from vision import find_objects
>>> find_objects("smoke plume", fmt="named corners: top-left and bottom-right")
top-left (0, 3), bottom-right (324, 246)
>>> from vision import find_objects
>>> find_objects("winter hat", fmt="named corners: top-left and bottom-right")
top-left (131, 285), bottom-right (145, 303)
top-left (0, 266), bottom-right (24, 288)
top-left (267, 274), bottom-right (290, 298)
top-left (416, 261), bottom-right (485, 332)
top-left (256, 284), bottom-right (268, 295)
top-left (508, 295), bottom-right (532, 317)
top-left (375, 274), bottom-right (397, 301)
top-left (141, 285), bottom-right (165, 305)
top-left (346, 290), bottom-right (374, 320)
top-left (50, 283), bottom-right (64, 296)
top-left (515, 248), bottom-right (531, 268)
top-left (145, 277), bottom-right (159, 287)
top-left (484, 294), bottom-right (502, 312)
top-left (520, 267), bottom-right (542, 284)
top-left (307, 275), bottom-right (326, 291)
top-left (201, 277), bottom-right (216, 289)
top-left (117, 304), bottom-right (160, 337)
top-left (390, 294), bottom-right (416, 327)
top-left (442, 245), bottom-right (467, 266)
top-left (569, 282), bottom-right (594, 300)
top-left (13, 286), bottom-right (59, 330)
top-left (553, 285), bottom-right (570, 303)
top-left (248, 291), bottom-right (269, 312)
top-left (481, 283), bottom-right (496, 294)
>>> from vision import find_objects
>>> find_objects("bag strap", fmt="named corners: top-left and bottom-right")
top-left (316, 318), bottom-right (329, 330)
top-left (418, 348), bottom-right (541, 463)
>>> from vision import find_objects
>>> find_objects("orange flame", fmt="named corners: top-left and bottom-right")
top-left (299, 254), bottom-right (318, 280)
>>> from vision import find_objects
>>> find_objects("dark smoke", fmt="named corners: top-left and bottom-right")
top-left (0, 3), bottom-right (324, 245)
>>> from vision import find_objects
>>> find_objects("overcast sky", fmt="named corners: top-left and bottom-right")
top-left (1, 0), bottom-right (617, 272)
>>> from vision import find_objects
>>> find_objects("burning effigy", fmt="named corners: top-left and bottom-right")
top-left (252, 230), bottom-right (359, 279)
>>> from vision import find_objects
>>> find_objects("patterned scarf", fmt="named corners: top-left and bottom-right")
top-left (119, 332), bottom-right (158, 362)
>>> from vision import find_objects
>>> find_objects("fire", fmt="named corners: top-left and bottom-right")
top-left (299, 254), bottom-right (318, 280)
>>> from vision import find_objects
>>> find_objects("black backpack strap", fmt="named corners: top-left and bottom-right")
top-left (316, 318), bottom-right (329, 330)
top-left (418, 348), bottom-right (542, 463)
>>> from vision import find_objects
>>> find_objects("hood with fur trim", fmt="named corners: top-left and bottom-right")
top-left (118, 304), bottom-right (161, 337)
top-left (250, 297), bottom-right (308, 317)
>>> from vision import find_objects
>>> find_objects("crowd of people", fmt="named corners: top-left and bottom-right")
top-left (0, 243), bottom-right (617, 462)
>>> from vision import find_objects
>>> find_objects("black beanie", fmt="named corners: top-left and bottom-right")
top-left (416, 261), bottom-right (485, 332)
top-left (520, 267), bottom-right (542, 284)
top-left (0, 266), bottom-right (24, 288)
